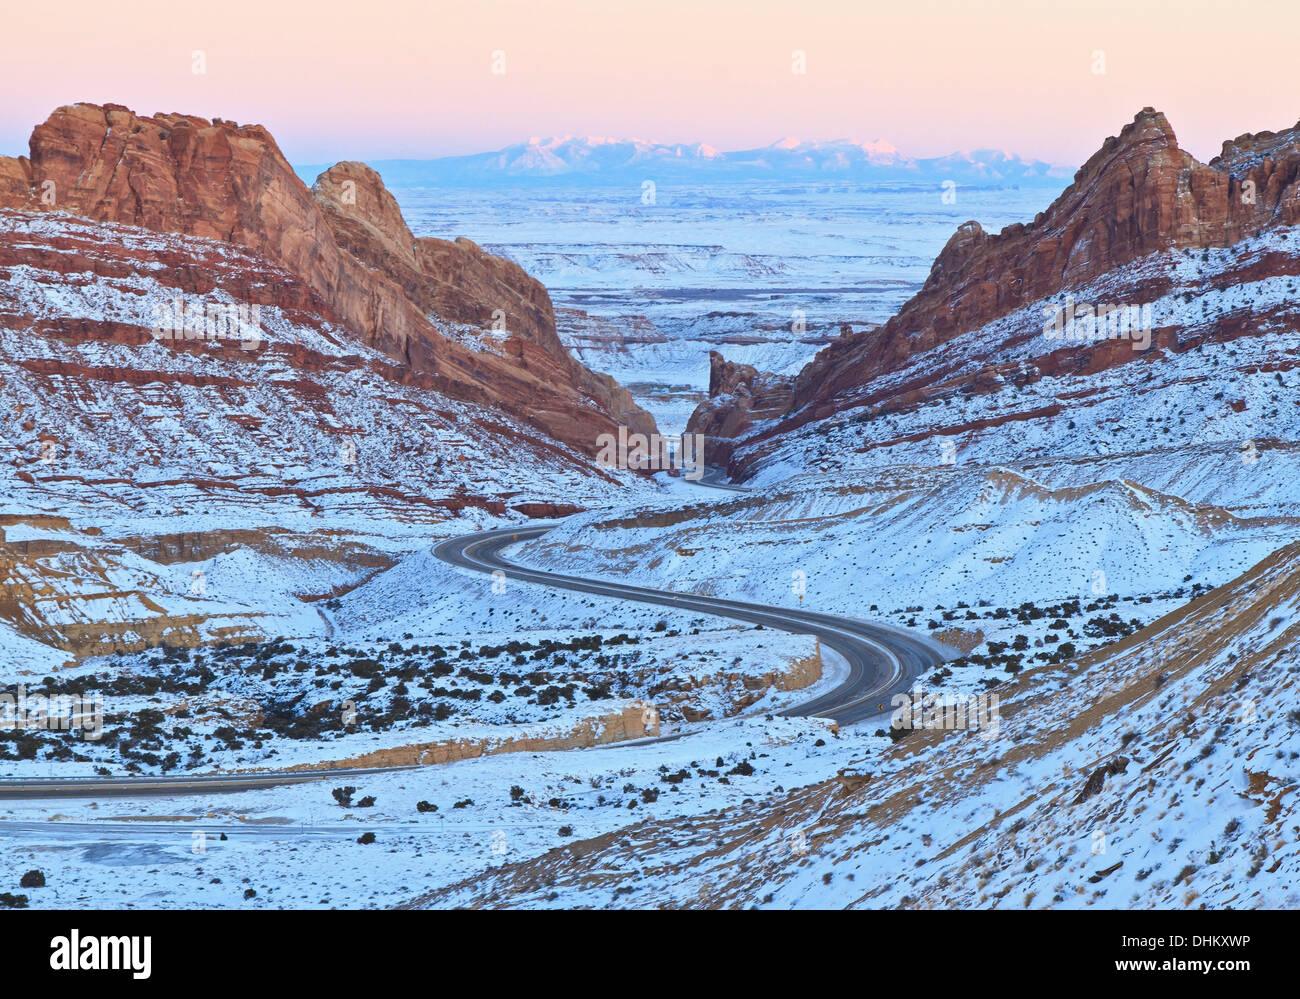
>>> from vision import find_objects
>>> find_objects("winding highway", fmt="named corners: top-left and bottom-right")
top-left (434, 525), bottom-right (951, 726)
top-left (0, 521), bottom-right (951, 802)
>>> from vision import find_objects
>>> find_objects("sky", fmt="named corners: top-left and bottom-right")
top-left (1, 0), bottom-right (1293, 169)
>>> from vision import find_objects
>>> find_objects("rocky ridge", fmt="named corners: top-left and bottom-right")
top-left (689, 109), bottom-right (1300, 480)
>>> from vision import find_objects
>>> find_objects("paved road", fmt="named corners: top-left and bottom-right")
top-left (0, 768), bottom-right (414, 801)
top-left (695, 465), bottom-right (751, 492)
top-left (0, 522), bottom-right (950, 802)
top-left (434, 525), bottom-right (950, 728)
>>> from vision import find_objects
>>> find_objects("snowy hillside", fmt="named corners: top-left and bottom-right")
top-left (414, 535), bottom-right (1300, 909)
top-left (392, 182), bottom-right (1061, 431)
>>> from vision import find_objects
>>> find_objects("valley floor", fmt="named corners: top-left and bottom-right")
top-left (4, 454), bottom-right (1296, 909)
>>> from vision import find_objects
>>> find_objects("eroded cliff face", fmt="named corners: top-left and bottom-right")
top-left (686, 351), bottom-right (795, 464)
top-left (0, 103), bottom-right (655, 455)
top-left (0, 201), bottom-right (646, 657)
top-left (689, 108), bottom-right (1300, 475)
top-left (312, 162), bottom-right (556, 347)
top-left (310, 161), bottom-right (655, 441)
top-left (0, 104), bottom-right (664, 660)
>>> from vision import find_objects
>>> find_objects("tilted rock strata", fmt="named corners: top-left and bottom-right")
top-left (0, 103), bottom-right (655, 456)
top-left (689, 109), bottom-right (1300, 477)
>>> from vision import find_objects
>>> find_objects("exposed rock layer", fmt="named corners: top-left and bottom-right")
top-left (688, 109), bottom-right (1300, 475)
top-left (0, 103), bottom-right (655, 454)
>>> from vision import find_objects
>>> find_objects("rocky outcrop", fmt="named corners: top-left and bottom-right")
top-left (0, 517), bottom-right (399, 658)
top-left (0, 542), bottom-right (252, 658)
top-left (313, 162), bottom-right (555, 345)
top-left (310, 161), bottom-right (655, 440)
top-left (687, 351), bottom-right (794, 463)
top-left (1, 103), bottom-right (655, 455)
top-left (691, 108), bottom-right (1300, 472)
top-left (271, 701), bottom-right (660, 770)
top-left (0, 155), bottom-right (30, 205)
top-left (655, 641), bottom-right (823, 721)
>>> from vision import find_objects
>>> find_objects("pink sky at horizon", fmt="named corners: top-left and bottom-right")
top-left (1, 0), bottom-right (1293, 169)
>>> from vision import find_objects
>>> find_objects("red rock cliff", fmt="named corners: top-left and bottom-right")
top-left (689, 108), bottom-right (1300, 463)
top-left (0, 103), bottom-right (655, 454)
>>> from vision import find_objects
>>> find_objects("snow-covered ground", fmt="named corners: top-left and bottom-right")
top-left (4, 188), bottom-right (1299, 912)
top-left (392, 182), bottom-right (1061, 433)
top-left (0, 712), bottom-right (843, 909)
top-left (411, 537), bottom-right (1300, 910)
top-left (7, 447), bottom-right (1293, 908)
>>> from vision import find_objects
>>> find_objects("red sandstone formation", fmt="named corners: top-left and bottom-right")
top-left (0, 103), bottom-right (655, 455)
top-left (688, 108), bottom-right (1300, 473)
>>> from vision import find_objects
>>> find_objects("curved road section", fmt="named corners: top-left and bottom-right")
top-left (0, 524), bottom-right (950, 801)
top-left (434, 525), bottom-right (950, 726)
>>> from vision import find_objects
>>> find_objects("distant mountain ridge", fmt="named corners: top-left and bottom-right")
top-left (295, 135), bottom-right (1073, 188)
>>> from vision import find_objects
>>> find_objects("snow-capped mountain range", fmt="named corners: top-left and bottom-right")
top-left (297, 136), bottom-right (1073, 187)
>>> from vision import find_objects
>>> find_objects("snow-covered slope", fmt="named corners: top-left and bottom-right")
top-left (0, 209), bottom-right (654, 659)
top-left (412, 536), bottom-right (1300, 909)
top-left (517, 465), bottom-right (1297, 614)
